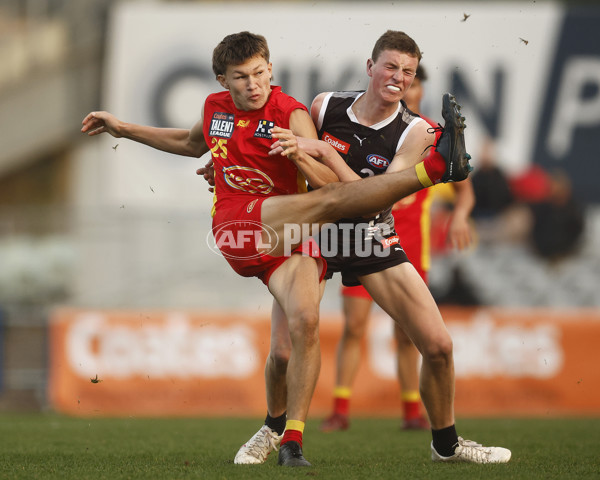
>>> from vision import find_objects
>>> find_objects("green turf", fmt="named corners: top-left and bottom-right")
top-left (0, 414), bottom-right (598, 479)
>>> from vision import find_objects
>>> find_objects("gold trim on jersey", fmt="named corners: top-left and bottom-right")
top-left (421, 189), bottom-right (433, 273)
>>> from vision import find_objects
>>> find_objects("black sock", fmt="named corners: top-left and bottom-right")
top-left (265, 411), bottom-right (287, 435)
top-left (432, 424), bottom-right (459, 457)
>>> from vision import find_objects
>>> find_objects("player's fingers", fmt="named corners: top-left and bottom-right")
top-left (89, 126), bottom-right (107, 136)
top-left (270, 127), bottom-right (293, 140)
top-left (280, 144), bottom-right (298, 157)
top-left (268, 140), bottom-right (285, 155)
top-left (82, 112), bottom-right (96, 124)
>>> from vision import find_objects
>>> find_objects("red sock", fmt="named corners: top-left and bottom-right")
top-left (332, 386), bottom-right (351, 416)
top-left (333, 396), bottom-right (350, 416)
top-left (281, 428), bottom-right (303, 448)
top-left (403, 400), bottom-right (421, 420)
top-left (422, 150), bottom-right (447, 185)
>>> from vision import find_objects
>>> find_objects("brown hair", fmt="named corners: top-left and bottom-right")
top-left (371, 30), bottom-right (421, 62)
top-left (212, 31), bottom-right (270, 78)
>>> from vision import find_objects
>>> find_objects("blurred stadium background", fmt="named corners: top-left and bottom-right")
top-left (1, 0), bottom-right (599, 416)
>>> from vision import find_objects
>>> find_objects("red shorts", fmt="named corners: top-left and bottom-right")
top-left (212, 197), bottom-right (326, 285)
top-left (341, 284), bottom-right (373, 300)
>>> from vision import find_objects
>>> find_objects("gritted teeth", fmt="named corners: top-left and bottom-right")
top-left (386, 85), bottom-right (400, 92)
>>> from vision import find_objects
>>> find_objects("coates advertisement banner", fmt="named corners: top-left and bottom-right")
top-left (90, 2), bottom-right (600, 209)
top-left (49, 308), bottom-right (600, 417)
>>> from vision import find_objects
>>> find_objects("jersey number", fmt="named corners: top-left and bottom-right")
top-left (360, 168), bottom-right (375, 177)
top-left (210, 138), bottom-right (228, 159)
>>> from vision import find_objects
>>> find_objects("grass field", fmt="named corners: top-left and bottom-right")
top-left (1, 414), bottom-right (598, 479)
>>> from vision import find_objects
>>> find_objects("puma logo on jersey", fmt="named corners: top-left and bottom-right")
top-left (353, 134), bottom-right (367, 146)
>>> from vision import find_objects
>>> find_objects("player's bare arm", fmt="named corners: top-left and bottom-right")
top-left (81, 110), bottom-right (210, 158)
top-left (282, 109), bottom-right (339, 188)
top-left (270, 127), bottom-right (317, 168)
top-left (270, 126), bottom-right (355, 183)
top-left (385, 119), bottom-right (433, 174)
top-left (309, 92), bottom-right (329, 127)
top-left (300, 137), bottom-right (361, 182)
top-left (447, 178), bottom-right (475, 250)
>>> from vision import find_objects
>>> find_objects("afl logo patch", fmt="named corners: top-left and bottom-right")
top-left (223, 166), bottom-right (274, 195)
top-left (366, 154), bottom-right (390, 169)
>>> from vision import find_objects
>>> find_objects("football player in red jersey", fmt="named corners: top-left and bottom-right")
top-left (83, 31), bottom-right (478, 466)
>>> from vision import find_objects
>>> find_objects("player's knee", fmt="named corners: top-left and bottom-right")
top-left (421, 334), bottom-right (453, 366)
top-left (288, 310), bottom-right (319, 347)
top-left (269, 345), bottom-right (291, 373)
top-left (343, 317), bottom-right (367, 340)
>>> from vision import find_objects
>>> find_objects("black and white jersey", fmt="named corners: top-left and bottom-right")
top-left (316, 90), bottom-right (424, 227)
top-left (314, 91), bottom-right (424, 283)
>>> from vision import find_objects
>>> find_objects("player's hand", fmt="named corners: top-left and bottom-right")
top-left (447, 214), bottom-right (473, 250)
top-left (196, 159), bottom-right (215, 193)
top-left (81, 111), bottom-right (123, 138)
top-left (269, 127), bottom-right (300, 159)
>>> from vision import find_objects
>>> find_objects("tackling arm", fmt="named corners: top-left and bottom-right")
top-left (286, 108), bottom-right (339, 188)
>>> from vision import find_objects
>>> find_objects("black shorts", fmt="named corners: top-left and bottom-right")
top-left (318, 221), bottom-right (410, 287)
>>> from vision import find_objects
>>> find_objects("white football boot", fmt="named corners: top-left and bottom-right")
top-left (234, 425), bottom-right (282, 464)
top-left (431, 437), bottom-right (511, 464)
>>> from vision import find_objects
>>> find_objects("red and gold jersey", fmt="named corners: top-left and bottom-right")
top-left (203, 86), bottom-right (308, 213)
top-left (392, 189), bottom-right (432, 281)
top-left (391, 115), bottom-right (439, 281)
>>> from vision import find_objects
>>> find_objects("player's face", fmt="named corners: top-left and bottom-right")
top-left (368, 50), bottom-right (418, 103)
top-left (218, 55), bottom-right (273, 111)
